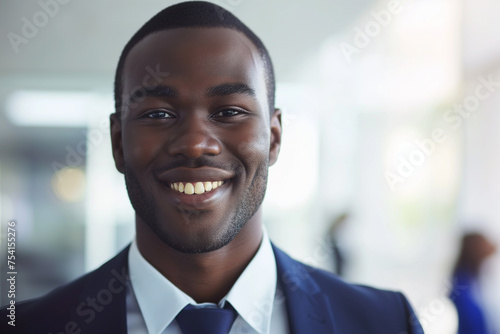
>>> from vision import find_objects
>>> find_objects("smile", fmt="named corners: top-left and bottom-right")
top-left (170, 181), bottom-right (225, 195)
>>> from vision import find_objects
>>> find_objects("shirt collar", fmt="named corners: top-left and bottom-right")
top-left (128, 227), bottom-right (277, 334)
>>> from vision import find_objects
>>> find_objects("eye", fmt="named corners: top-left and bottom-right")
top-left (212, 109), bottom-right (245, 118)
top-left (144, 109), bottom-right (174, 119)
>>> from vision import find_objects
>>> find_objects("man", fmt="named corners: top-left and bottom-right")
top-left (1, 2), bottom-right (424, 333)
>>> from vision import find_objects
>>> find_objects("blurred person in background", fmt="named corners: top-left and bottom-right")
top-left (327, 212), bottom-right (349, 276)
top-left (450, 232), bottom-right (497, 334)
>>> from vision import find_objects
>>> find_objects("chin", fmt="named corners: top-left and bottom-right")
top-left (147, 211), bottom-right (243, 254)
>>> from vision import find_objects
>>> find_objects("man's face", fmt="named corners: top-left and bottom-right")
top-left (111, 28), bottom-right (281, 253)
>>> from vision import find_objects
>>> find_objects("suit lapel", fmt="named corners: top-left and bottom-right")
top-left (73, 246), bottom-right (130, 334)
top-left (272, 244), bottom-right (338, 334)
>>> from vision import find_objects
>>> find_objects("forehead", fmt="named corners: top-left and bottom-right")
top-left (122, 27), bottom-right (267, 100)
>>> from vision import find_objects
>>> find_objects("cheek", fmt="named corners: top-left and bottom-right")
top-left (123, 127), bottom-right (164, 167)
top-left (232, 124), bottom-right (270, 167)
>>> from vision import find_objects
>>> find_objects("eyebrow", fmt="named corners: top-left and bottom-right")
top-left (206, 82), bottom-right (256, 98)
top-left (127, 85), bottom-right (177, 104)
top-left (126, 82), bottom-right (255, 105)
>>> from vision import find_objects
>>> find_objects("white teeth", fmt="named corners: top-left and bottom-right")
top-left (194, 182), bottom-right (204, 194)
top-left (170, 181), bottom-right (225, 195)
top-left (204, 182), bottom-right (212, 191)
top-left (184, 183), bottom-right (195, 195)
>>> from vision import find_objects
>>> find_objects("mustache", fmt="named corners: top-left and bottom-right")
top-left (152, 156), bottom-right (240, 175)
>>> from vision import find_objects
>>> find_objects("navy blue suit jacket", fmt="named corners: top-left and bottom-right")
top-left (1, 244), bottom-right (424, 333)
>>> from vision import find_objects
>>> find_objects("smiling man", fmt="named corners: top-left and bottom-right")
top-left (1, 2), bottom-right (423, 333)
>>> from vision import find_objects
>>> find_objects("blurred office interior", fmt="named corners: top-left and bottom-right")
top-left (1, 0), bottom-right (500, 333)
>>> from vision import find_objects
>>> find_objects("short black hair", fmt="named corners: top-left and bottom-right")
top-left (114, 1), bottom-right (275, 117)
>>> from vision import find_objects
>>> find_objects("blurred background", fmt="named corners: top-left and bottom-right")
top-left (1, 0), bottom-right (500, 333)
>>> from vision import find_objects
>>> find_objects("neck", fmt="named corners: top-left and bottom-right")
top-left (135, 210), bottom-right (263, 303)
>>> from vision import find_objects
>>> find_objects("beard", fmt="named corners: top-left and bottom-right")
top-left (123, 159), bottom-right (269, 254)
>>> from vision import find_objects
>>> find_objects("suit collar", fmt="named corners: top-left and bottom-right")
top-left (128, 231), bottom-right (278, 334)
top-left (272, 244), bottom-right (338, 334)
top-left (71, 243), bottom-right (338, 333)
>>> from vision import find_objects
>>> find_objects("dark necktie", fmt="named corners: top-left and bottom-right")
top-left (175, 303), bottom-right (237, 334)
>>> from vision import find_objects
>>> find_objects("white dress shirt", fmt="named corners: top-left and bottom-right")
top-left (126, 228), bottom-right (289, 334)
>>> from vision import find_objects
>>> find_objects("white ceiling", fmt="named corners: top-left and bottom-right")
top-left (0, 0), bottom-right (374, 78)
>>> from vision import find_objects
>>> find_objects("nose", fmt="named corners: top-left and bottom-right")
top-left (167, 115), bottom-right (222, 158)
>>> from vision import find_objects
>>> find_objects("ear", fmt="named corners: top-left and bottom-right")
top-left (110, 113), bottom-right (125, 174)
top-left (269, 108), bottom-right (282, 166)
